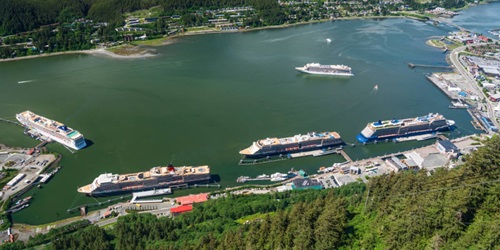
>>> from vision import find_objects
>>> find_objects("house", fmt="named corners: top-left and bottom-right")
top-left (291, 178), bottom-right (323, 190)
top-left (436, 139), bottom-right (460, 159)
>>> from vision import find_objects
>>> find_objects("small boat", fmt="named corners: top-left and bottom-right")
top-left (449, 100), bottom-right (468, 109)
top-left (256, 174), bottom-right (270, 179)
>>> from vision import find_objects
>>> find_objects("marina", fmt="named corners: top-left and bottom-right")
top-left (236, 171), bottom-right (296, 183)
top-left (0, 15), bottom-right (486, 225)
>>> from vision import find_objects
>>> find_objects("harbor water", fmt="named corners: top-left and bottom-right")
top-left (1, 4), bottom-right (498, 224)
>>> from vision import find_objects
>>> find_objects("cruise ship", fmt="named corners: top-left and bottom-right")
top-left (295, 63), bottom-right (354, 76)
top-left (356, 113), bottom-right (455, 143)
top-left (78, 164), bottom-right (211, 196)
top-left (240, 131), bottom-right (344, 158)
top-left (16, 110), bottom-right (86, 150)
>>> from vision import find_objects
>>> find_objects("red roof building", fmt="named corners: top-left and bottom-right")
top-left (478, 35), bottom-right (489, 42)
top-left (170, 205), bottom-right (193, 214)
top-left (26, 148), bottom-right (35, 155)
top-left (175, 193), bottom-right (209, 205)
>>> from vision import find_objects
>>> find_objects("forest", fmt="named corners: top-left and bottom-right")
top-left (0, 0), bottom-right (285, 36)
top-left (1, 136), bottom-right (499, 249)
top-left (0, 0), bottom-right (475, 37)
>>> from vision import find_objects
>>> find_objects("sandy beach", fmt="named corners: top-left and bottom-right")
top-left (0, 46), bottom-right (158, 63)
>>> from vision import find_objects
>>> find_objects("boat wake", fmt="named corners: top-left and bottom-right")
top-left (18, 80), bottom-right (34, 84)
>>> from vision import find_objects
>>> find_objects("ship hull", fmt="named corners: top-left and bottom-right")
top-left (16, 115), bottom-right (86, 150)
top-left (242, 141), bottom-right (344, 159)
top-left (356, 127), bottom-right (451, 143)
top-left (295, 68), bottom-right (354, 76)
top-left (83, 175), bottom-right (211, 196)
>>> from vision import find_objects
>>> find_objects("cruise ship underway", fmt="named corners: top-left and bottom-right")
top-left (356, 113), bottom-right (455, 143)
top-left (295, 63), bottom-right (354, 76)
top-left (16, 110), bottom-right (86, 150)
top-left (78, 165), bottom-right (211, 196)
top-left (240, 132), bottom-right (345, 158)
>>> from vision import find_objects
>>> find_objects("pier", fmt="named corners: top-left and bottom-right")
top-left (239, 156), bottom-right (288, 165)
top-left (408, 63), bottom-right (453, 69)
top-left (130, 188), bottom-right (171, 204)
top-left (467, 109), bottom-right (486, 131)
top-left (338, 149), bottom-right (352, 162)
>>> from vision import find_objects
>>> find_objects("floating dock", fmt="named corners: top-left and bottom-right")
top-left (393, 133), bottom-right (438, 142)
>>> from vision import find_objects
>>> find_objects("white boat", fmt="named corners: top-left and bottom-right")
top-left (256, 174), bottom-right (270, 179)
top-left (270, 172), bottom-right (289, 182)
top-left (295, 63), bottom-right (353, 76)
top-left (16, 110), bottom-right (86, 150)
top-left (449, 100), bottom-right (468, 109)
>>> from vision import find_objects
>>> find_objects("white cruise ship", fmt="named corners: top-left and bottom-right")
top-left (295, 63), bottom-right (354, 76)
top-left (16, 110), bottom-right (86, 150)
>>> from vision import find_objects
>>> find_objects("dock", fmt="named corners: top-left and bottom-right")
top-left (238, 155), bottom-right (288, 165)
top-left (408, 63), bottom-right (453, 69)
top-left (393, 133), bottom-right (438, 142)
top-left (467, 109), bottom-right (487, 132)
top-left (425, 73), bottom-right (467, 100)
top-left (289, 150), bottom-right (323, 158)
top-left (338, 149), bottom-right (352, 162)
top-left (130, 188), bottom-right (172, 204)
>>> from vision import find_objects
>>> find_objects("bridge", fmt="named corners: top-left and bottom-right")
top-left (431, 17), bottom-right (468, 31)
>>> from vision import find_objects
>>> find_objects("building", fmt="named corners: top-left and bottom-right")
top-left (490, 93), bottom-right (500, 102)
top-left (175, 193), bottom-right (209, 206)
top-left (170, 205), bottom-right (193, 215)
top-left (436, 139), bottom-right (460, 159)
top-left (385, 156), bottom-right (408, 172)
top-left (333, 174), bottom-right (355, 186)
top-left (403, 159), bottom-right (419, 169)
top-left (291, 178), bottom-right (323, 190)
top-left (349, 166), bottom-right (360, 175)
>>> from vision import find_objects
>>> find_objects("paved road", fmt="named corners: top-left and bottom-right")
top-left (449, 45), bottom-right (499, 128)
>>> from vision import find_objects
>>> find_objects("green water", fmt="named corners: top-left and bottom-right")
top-left (0, 18), bottom-right (482, 224)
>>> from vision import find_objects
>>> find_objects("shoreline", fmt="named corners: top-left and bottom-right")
top-left (0, 14), bottom-right (430, 63)
top-left (0, 47), bottom-right (158, 63)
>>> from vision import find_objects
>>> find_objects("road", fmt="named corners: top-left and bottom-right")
top-left (449, 44), bottom-right (499, 128)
